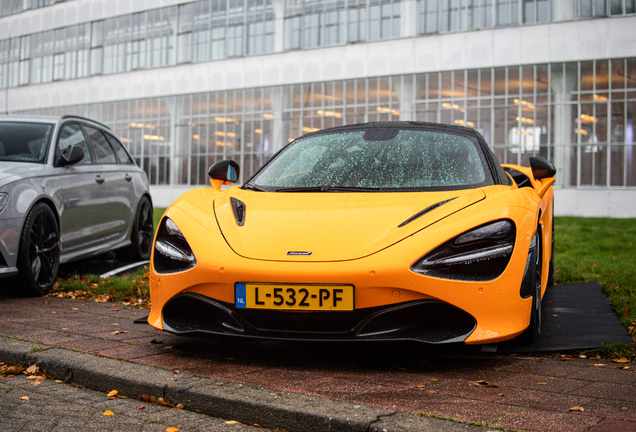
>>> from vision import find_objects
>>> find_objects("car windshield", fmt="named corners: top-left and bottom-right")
top-left (0, 122), bottom-right (53, 163)
top-left (248, 128), bottom-right (488, 191)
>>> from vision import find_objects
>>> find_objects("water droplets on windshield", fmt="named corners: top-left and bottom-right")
top-left (251, 128), bottom-right (487, 191)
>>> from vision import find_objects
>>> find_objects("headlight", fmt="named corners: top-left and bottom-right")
top-left (0, 193), bottom-right (8, 213)
top-left (153, 217), bottom-right (197, 274)
top-left (411, 220), bottom-right (516, 281)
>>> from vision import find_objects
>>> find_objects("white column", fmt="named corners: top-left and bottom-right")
top-left (394, 75), bottom-right (415, 121)
top-left (550, 65), bottom-right (577, 187)
top-left (272, 0), bottom-right (286, 53)
top-left (266, 86), bottom-right (285, 152)
top-left (400, 0), bottom-right (419, 38)
top-left (551, 0), bottom-right (577, 21)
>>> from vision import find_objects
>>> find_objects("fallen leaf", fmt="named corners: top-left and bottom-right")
top-left (537, 382), bottom-right (548, 385)
top-left (612, 358), bottom-right (629, 363)
top-left (569, 407), bottom-right (585, 412)
top-left (139, 395), bottom-right (151, 402)
top-left (497, 393), bottom-right (504, 396)
top-left (430, 378), bottom-right (438, 381)
top-left (594, 364), bottom-right (606, 367)
top-left (26, 365), bottom-right (38, 374)
top-left (71, 308), bottom-right (79, 310)
top-left (166, 428), bottom-right (180, 432)
top-left (136, 405), bottom-right (145, 409)
top-left (110, 331), bottom-right (128, 335)
top-left (107, 390), bottom-right (118, 397)
top-left (35, 376), bottom-right (46, 381)
top-left (103, 410), bottom-right (114, 416)
top-left (176, 403), bottom-right (184, 409)
top-left (416, 385), bottom-right (426, 388)
top-left (6, 366), bottom-right (22, 374)
top-left (20, 396), bottom-right (29, 400)
top-left (224, 421), bottom-right (239, 424)
top-left (425, 390), bottom-right (436, 393)
top-left (620, 366), bottom-right (630, 370)
top-left (578, 355), bottom-right (587, 359)
top-left (55, 380), bottom-right (63, 383)
top-left (31, 381), bottom-right (41, 386)
top-left (149, 396), bottom-right (157, 403)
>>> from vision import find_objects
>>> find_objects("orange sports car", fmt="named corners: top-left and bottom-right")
top-left (148, 122), bottom-right (556, 345)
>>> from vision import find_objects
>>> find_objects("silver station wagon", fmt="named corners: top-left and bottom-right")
top-left (0, 115), bottom-right (153, 296)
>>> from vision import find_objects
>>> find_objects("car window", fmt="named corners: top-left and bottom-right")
top-left (84, 126), bottom-right (117, 164)
top-left (250, 129), bottom-right (488, 191)
top-left (57, 123), bottom-right (92, 165)
top-left (104, 133), bottom-right (134, 164)
top-left (0, 122), bottom-right (52, 163)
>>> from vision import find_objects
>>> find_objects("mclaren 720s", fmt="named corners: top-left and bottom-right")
top-left (148, 121), bottom-right (556, 346)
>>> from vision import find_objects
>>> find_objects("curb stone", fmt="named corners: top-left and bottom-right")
top-left (0, 336), bottom-right (496, 431)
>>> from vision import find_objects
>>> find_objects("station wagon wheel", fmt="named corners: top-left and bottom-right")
top-left (16, 203), bottom-right (60, 297)
top-left (119, 196), bottom-right (153, 261)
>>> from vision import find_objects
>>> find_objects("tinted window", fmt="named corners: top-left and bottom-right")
top-left (104, 133), bottom-right (134, 164)
top-left (57, 124), bottom-right (92, 165)
top-left (84, 126), bottom-right (117, 164)
top-left (0, 122), bottom-right (52, 163)
top-left (250, 128), bottom-right (488, 190)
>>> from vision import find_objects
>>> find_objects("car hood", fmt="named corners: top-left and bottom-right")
top-left (0, 162), bottom-right (46, 187)
top-left (214, 188), bottom-right (486, 262)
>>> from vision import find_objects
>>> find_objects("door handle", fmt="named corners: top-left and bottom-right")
top-left (125, 174), bottom-right (132, 182)
top-left (95, 175), bottom-right (105, 184)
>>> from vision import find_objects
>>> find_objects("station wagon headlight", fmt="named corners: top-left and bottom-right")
top-left (0, 193), bottom-right (8, 213)
top-left (153, 217), bottom-right (196, 274)
top-left (411, 220), bottom-right (516, 281)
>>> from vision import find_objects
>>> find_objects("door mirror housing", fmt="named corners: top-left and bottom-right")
top-left (57, 145), bottom-right (85, 166)
top-left (208, 160), bottom-right (240, 191)
top-left (529, 157), bottom-right (556, 180)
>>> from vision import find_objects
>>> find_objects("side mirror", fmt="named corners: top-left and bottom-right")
top-left (208, 160), bottom-right (240, 191)
top-left (57, 145), bottom-right (85, 166)
top-left (529, 157), bottom-right (556, 180)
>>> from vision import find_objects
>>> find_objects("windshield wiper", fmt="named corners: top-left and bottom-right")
top-left (243, 184), bottom-right (266, 191)
top-left (273, 186), bottom-right (378, 192)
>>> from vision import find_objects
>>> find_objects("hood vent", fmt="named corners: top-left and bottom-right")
top-left (398, 198), bottom-right (457, 228)
top-left (231, 197), bottom-right (246, 226)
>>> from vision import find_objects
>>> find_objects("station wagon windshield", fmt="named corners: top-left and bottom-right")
top-left (248, 128), bottom-right (489, 191)
top-left (0, 122), bottom-right (52, 163)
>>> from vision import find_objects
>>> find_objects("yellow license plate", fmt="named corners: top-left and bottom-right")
top-left (235, 283), bottom-right (354, 311)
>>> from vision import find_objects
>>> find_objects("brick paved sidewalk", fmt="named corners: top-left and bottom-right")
top-left (0, 371), bottom-right (261, 431)
top-left (1, 296), bottom-right (635, 432)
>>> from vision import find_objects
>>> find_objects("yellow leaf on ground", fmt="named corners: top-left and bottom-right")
top-left (103, 410), bottom-right (114, 416)
top-left (26, 365), bottom-right (38, 374)
top-left (166, 428), bottom-right (180, 432)
top-left (107, 390), bottom-right (118, 397)
top-left (176, 403), bottom-right (184, 409)
top-left (20, 396), bottom-right (29, 400)
top-left (31, 381), bottom-right (41, 386)
top-left (224, 420), bottom-right (239, 424)
top-left (593, 364), bottom-right (607, 367)
top-left (569, 407), bottom-right (585, 412)
top-left (537, 382), bottom-right (548, 385)
top-left (612, 358), bottom-right (629, 363)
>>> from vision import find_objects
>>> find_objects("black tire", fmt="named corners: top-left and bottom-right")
top-left (15, 203), bottom-right (60, 297)
top-left (521, 229), bottom-right (542, 344)
top-left (119, 196), bottom-right (153, 261)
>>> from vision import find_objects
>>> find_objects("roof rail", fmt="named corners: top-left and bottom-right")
top-left (60, 115), bottom-right (111, 130)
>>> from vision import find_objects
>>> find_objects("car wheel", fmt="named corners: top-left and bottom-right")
top-left (521, 229), bottom-right (542, 344)
top-left (15, 203), bottom-right (60, 297)
top-left (119, 196), bottom-right (153, 261)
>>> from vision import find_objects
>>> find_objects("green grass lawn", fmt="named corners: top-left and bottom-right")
top-left (554, 217), bottom-right (636, 334)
